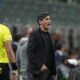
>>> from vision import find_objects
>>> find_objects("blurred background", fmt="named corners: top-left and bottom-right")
top-left (0, 0), bottom-right (80, 48)
top-left (1, 0), bottom-right (80, 80)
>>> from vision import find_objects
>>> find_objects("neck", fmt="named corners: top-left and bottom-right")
top-left (40, 25), bottom-right (48, 32)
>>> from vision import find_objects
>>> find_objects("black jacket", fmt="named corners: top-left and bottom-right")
top-left (27, 28), bottom-right (56, 76)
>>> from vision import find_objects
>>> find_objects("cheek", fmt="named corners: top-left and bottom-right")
top-left (42, 22), bottom-right (47, 25)
top-left (45, 21), bottom-right (49, 24)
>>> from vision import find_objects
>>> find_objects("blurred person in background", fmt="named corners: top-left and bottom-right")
top-left (69, 47), bottom-right (80, 60)
top-left (57, 55), bottom-right (70, 80)
top-left (16, 26), bottom-right (34, 80)
top-left (0, 24), bottom-right (18, 80)
top-left (12, 34), bottom-right (22, 54)
top-left (51, 29), bottom-right (64, 52)
top-left (76, 30), bottom-right (80, 48)
top-left (68, 29), bottom-right (74, 55)
top-left (67, 47), bottom-right (80, 80)
top-left (11, 25), bottom-right (22, 54)
top-left (55, 42), bottom-right (67, 67)
top-left (57, 48), bottom-right (80, 80)
top-left (27, 12), bottom-right (56, 80)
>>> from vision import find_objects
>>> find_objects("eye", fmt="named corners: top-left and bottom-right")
top-left (46, 18), bottom-right (50, 20)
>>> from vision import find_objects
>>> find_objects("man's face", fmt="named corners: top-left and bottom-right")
top-left (39, 15), bottom-right (51, 30)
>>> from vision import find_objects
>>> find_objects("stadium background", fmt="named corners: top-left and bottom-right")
top-left (0, 0), bottom-right (80, 47)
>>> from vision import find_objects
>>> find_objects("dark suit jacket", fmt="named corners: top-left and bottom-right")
top-left (27, 28), bottom-right (56, 76)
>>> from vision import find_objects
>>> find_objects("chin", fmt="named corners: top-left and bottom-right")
top-left (45, 28), bottom-right (49, 31)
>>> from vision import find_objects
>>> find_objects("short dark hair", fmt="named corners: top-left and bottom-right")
top-left (70, 47), bottom-right (80, 55)
top-left (37, 12), bottom-right (50, 25)
top-left (55, 42), bottom-right (65, 50)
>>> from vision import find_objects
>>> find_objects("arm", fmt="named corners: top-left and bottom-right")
top-left (4, 40), bottom-right (18, 80)
top-left (2, 25), bottom-right (18, 79)
top-left (4, 40), bottom-right (16, 63)
top-left (16, 46), bottom-right (21, 70)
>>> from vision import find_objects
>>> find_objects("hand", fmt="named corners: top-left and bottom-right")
top-left (11, 70), bottom-right (18, 80)
top-left (40, 64), bottom-right (48, 72)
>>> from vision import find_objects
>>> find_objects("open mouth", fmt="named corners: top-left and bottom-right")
top-left (48, 23), bottom-right (50, 25)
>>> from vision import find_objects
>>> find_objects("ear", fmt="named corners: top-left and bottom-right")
top-left (39, 20), bottom-right (42, 25)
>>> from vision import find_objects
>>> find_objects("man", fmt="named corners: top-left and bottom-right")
top-left (16, 26), bottom-right (33, 80)
top-left (27, 12), bottom-right (56, 80)
top-left (0, 24), bottom-right (18, 80)
top-left (57, 55), bottom-right (70, 80)
top-left (55, 42), bottom-right (67, 66)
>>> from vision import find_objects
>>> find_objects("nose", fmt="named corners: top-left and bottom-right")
top-left (49, 19), bottom-right (51, 23)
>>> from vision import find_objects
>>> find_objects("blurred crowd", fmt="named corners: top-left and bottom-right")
top-left (11, 24), bottom-right (80, 80)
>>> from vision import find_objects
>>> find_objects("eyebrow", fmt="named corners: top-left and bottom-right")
top-left (45, 17), bottom-right (51, 20)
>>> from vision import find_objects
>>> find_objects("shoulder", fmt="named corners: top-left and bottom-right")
top-left (0, 24), bottom-right (10, 31)
top-left (0, 24), bottom-right (11, 35)
top-left (30, 28), bottom-right (40, 37)
top-left (0, 24), bottom-right (12, 41)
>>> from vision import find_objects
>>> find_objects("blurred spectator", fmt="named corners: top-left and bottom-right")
top-left (12, 34), bottom-right (22, 54)
top-left (51, 29), bottom-right (64, 52)
top-left (57, 55), bottom-right (70, 80)
top-left (11, 25), bottom-right (18, 40)
top-left (16, 26), bottom-right (34, 80)
top-left (51, 29), bottom-right (63, 42)
top-left (67, 47), bottom-right (80, 80)
top-left (68, 29), bottom-right (74, 54)
top-left (69, 47), bottom-right (80, 60)
top-left (76, 31), bottom-right (80, 48)
top-left (55, 42), bottom-right (67, 66)
top-left (57, 54), bottom-right (78, 80)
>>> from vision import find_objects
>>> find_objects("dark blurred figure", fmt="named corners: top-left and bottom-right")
top-left (11, 25), bottom-right (17, 36)
top-left (76, 30), bottom-right (80, 48)
top-left (12, 34), bottom-right (22, 54)
top-left (68, 29), bottom-right (74, 54)
top-left (11, 25), bottom-right (22, 54)
top-left (27, 12), bottom-right (56, 80)
top-left (69, 47), bottom-right (80, 60)
top-left (67, 48), bottom-right (80, 80)
top-left (51, 30), bottom-right (64, 52)
top-left (55, 42), bottom-right (67, 66)
top-left (57, 55), bottom-right (70, 80)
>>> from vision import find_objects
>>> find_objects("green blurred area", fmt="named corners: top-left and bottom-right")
top-left (0, 0), bottom-right (80, 28)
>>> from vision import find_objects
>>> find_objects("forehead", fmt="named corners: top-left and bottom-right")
top-left (43, 16), bottom-right (51, 20)
top-left (44, 15), bottom-right (51, 19)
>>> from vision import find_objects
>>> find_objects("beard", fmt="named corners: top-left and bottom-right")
top-left (44, 25), bottom-right (51, 31)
